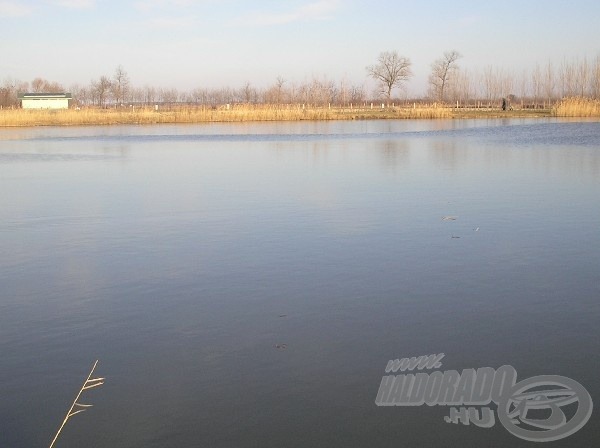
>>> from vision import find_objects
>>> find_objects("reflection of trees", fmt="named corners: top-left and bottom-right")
top-left (528, 146), bottom-right (600, 179)
top-left (271, 137), bottom-right (411, 172)
top-left (429, 139), bottom-right (466, 171)
top-left (428, 138), bottom-right (600, 180)
top-left (375, 139), bottom-right (409, 171)
top-left (100, 144), bottom-right (130, 161)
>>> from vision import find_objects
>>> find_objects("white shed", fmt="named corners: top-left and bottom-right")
top-left (18, 93), bottom-right (72, 109)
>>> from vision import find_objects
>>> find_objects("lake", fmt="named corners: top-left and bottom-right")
top-left (1, 118), bottom-right (599, 447)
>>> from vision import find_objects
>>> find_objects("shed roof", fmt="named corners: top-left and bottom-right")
top-left (18, 93), bottom-right (72, 99)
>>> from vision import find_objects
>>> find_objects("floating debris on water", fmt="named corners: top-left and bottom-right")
top-left (442, 216), bottom-right (458, 221)
top-left (273, 343), bottom-right (288, 350)
top-left (474, 227), bottom-right (480, 232)
top-left (451, 235), bottom-right (461, 239)
top-left (278, 314), bottom-right (287, 318)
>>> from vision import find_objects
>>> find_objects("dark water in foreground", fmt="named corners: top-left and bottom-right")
top-left (0, 119), bottom-right (599, 447)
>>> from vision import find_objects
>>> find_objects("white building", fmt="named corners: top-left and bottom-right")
top-left (18, 93), bottom-right (72, 109)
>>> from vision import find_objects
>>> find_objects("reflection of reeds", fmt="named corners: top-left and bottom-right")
top-left (553, 97), bottom-right (600, 117)
top-left (0, 104), bottom-right (452, 126)
top-left (48, 360), bottom-right (104, 448)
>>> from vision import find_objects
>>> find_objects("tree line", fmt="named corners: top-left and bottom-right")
top-left (1, 53), bottom-right (600, 109)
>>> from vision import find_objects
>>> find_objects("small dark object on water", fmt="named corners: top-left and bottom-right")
top-left (274, 343), bottom-right (288, 350)
top-left (451, 235), bottom-right (461, 239)
top-left (278, 314), bottom-right (287, 318)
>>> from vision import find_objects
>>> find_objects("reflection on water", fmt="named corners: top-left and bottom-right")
top-left (0, 119), bottom-right (599, 448)
top-left (375, 139), bottom-right (410, 172)
top-left (429, 138), bottom-right (464, 170)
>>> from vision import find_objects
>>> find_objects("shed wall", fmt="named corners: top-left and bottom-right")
top-left (22, 98), bottom-right (69, 109)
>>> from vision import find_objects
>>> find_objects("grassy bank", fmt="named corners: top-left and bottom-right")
top-left (1, 99), bottom-right (598, 127)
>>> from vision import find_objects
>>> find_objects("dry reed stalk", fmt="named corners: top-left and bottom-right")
top-left (0, 104), bottom-right (458, 126)
top-left (553, 97), bottom-right (600, 117)
top-left (48, 360), bottom-right (104, 448)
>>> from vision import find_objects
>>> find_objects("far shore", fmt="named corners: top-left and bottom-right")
top-left (0, 98), bottom-right (598, 127)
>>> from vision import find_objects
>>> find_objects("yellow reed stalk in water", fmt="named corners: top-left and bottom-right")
top-left (48, 360), bottom-right (104, 448)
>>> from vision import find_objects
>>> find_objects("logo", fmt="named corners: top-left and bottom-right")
top-left (375, 354), bottom-right (593, 442)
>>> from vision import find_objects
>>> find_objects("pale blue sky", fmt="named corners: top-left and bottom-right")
top-left (1, 0), bottom-right (599, 94)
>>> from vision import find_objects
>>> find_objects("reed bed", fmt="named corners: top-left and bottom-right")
top-left (6, 100), bottom-right (600, 127)
top-left (0, 104), bottom-right (454, 127)
top-left (553, 97), bottom-right (600, 117)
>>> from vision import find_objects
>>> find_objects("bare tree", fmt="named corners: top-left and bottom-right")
top-left (189, 87), bottom-right (207, 105)
top-left (350, 84), bottom-right (366, 104)
top-left (30, 77), bottom-right (64, 93)
top-left (304, 76), bottom-right (336, 106)
top-left (130, 86), bottom-right (145, 104)
top-left (366, 51), bottom-right (413, 102)
top-left (158, 87), bottom-right (179, 104)
top-left (559, 59), bottom-right (577, 97)
top-left (31, 77), bottom-right (45, 92)
top-left (91, 76), bottom-right (111, 107)
top-left (112, 65), bottom-right (130, 105)
top-left (338, 78), bottom-right (349, 106)
top-left (143, 85), bottom-right (157, 105)
top-left (215, 87), bottom-right (235, 104)
top-left (543, 61), bottom-right (556, 105)
top-left (240, 82), bottom-right (257, 104)
top-left (591, 56), bottom-right (600, 99)
top-left (275, 76), bottom-right (286, 105)
top-left (450, 68), bottom-right (475, 105)
top-left (429, 50), bottom-right (461, 102)
top-left (264, 77), bottom-right (288, 105)
top-left (500, 68), bottom-right (514, 101)
top-left (518, 69), bottom-right (529, 108)
top-left (481, 65), bottom-right (498, 105)
top-left (575, 57), bottom-right (590, 97)
top-left (0, 78), bottom-right (20, 107)
top-left (69, 83), bottom-right (87, 107)
top-left (531, 64), bottom-right (542, 108)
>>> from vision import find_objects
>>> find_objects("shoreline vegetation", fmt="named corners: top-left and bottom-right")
top-left (0, 98), bottom-right (598, 127)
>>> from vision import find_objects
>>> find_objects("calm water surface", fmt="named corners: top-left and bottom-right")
top-left (1, 119), bottom-right (599, 447)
